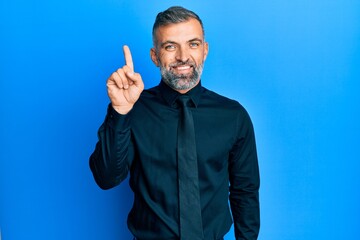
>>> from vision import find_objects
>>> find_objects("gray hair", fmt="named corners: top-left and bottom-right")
top-left (152, 6), bottom-right (205, 45)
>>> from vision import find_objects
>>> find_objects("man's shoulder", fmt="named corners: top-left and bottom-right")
top-left (142, 85), bottom-right (161, 96)
top-left (135, 84), bottom-right (167, 108)
top-left (201, 87), bottom-right (243, 110)
top-left (137, 85), bottom-right (162, 102)
top-left (201, 87), bottom-right (253, 125)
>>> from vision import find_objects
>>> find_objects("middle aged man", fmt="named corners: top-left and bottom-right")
top-left (90, 6), bottom-right (260, 240)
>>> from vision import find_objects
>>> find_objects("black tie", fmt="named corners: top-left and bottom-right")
top-left (177, 95), bottom-right (204, 240)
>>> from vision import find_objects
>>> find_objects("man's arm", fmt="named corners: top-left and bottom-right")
top-left (229, 110), bottom-right (260, 239)
top-left (89, 45), bottom-right (144, 189)
top-left (89, 106), bottom-right (133, 190)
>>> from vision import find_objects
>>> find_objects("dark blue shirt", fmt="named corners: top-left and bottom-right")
top-left (90, 81), bottom-right (260, 240)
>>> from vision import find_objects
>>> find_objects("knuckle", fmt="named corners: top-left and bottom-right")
top-left (110, 72), bottom-right (116, 79)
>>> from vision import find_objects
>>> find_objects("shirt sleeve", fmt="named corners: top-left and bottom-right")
top-left (89, 104), bottom-right (134, 190)
top-left (228, 109), bottom-right (260, 239)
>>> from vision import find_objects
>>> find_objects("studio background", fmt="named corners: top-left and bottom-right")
top-left (1, 0), bottom-right (359, 239)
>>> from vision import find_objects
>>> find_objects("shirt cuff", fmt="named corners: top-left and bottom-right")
top-left (106, 104), bottom-right (131, 132)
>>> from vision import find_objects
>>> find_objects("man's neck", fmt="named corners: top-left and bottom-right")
top-left (166, 79), bottom-right (201, 94)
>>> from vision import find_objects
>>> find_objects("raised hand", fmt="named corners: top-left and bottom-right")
top-left (107, 45), bottom-right (144, 114)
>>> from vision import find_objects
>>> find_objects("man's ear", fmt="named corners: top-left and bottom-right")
top-left (203, 42), bottom-right (209, 61)
top-left (150, 48), bottom-right (159, 66)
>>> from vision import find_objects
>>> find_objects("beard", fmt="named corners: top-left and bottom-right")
top-left (159, 59), bottom-right (204, 91)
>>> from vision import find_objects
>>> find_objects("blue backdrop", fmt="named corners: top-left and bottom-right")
top-left (1, 0), bottom-right (359, 239)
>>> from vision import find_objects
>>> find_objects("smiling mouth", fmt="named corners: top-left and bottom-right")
top-left (171, 65), bottom-right (193, 74)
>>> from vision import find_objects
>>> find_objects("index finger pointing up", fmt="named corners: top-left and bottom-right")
top-left (123, 45), bottom-right (134, 71)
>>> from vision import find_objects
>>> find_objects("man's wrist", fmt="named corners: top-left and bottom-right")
top-left (112, 104), bottom-right (133, 115)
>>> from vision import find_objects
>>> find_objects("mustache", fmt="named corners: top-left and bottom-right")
top-left (169, 60), bottom-right (196, 68)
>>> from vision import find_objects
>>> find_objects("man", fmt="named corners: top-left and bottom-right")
top-left (90, 6), bottom-right (260, 240)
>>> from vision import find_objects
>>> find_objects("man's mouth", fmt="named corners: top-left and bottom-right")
top-left (171, 65), bottom-right (193, 75)
top-left (176, 65), bottom-right (191, 70)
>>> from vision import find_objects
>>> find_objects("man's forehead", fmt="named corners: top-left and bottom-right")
top-left (155, 18), bottom-right (204, 42)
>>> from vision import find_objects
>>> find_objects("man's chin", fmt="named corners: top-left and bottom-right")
top-left (176, 78), bottom-right (199, 90)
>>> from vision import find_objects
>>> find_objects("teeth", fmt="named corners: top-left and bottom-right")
top-left (176, 66), bottom-right (190, 70)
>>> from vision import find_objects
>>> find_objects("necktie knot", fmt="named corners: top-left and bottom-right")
top-left (177, 95), bottom-right (192, 108)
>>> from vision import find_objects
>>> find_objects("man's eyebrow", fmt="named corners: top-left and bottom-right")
top-left (188, 38), bottom-right (203, 43)
top-left (160, 41), bottom-right (177, 48)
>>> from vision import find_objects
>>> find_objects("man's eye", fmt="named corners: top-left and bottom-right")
top-left (165, 45), bottom-right (175, 50)
top-left (190, 42), bottom-right (200, 48)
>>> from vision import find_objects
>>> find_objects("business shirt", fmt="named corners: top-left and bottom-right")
top-left (90, 80), bottom-right (260, 240)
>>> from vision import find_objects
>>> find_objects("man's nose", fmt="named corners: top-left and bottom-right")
top-left (175, 46), bottom-right (190, 62)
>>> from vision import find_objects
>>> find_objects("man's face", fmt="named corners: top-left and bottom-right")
top-left (151, 18), bottom-right (209, 93)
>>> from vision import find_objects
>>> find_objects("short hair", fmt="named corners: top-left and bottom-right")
top-left (152, 6), bottom-right (205, 45)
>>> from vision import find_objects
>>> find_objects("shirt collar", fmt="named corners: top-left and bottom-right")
top-left (158, 80), bottom-right (202, 108)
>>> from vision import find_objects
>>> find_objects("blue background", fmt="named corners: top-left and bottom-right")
top-left (1, 0), bottom-right (359, 239)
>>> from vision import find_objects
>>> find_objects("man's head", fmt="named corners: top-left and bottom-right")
top-left (152, 6), bottom-right (205, 45)
top-left (150, 6), bottom-right (209, 93)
